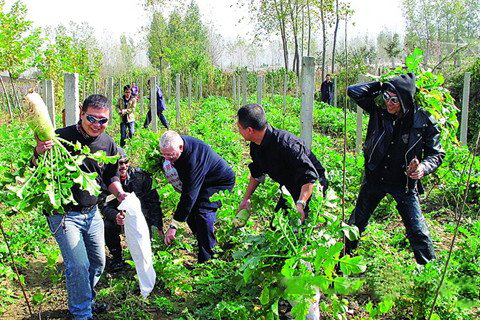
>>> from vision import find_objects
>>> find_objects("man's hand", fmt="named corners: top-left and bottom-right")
top-left (238, 198), bottom-right (251, 211)
top-left (164, 227), bottom-right (176, 246)
top-left (116, 192), bottom-right (128, 203)
top-left (116, 211), bottom-right (125, 225)
top-left (407, 158), bottom-right (425, 180)
top-left (35, 139), bottom-right (54, 155)
top-left (296, 203), bottom-right (306, 224)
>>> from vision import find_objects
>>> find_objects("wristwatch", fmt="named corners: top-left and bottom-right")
top-left (296, 199), bottom-right (306, 209)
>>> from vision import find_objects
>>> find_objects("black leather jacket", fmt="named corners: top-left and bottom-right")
top-left (99, 167), bottom-right (163, 228)
top-left (347, 74), bottom-right (445, 192)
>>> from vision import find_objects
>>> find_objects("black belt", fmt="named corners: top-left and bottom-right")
top-left (64, 204), bottom-right (97, 214)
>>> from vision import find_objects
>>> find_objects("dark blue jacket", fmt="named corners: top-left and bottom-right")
top-left (149, 85), bottom-right (166, 111)
top-left (170, 136), bottom-right (235, 222)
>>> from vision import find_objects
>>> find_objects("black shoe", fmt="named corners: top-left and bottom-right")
top-left (109, 259), bottom-right (126, 273)
top-left (93, 302), bottom-right (108, 315)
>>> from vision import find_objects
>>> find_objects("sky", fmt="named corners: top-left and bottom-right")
top-left (6, 0), bottom-right (405, 42)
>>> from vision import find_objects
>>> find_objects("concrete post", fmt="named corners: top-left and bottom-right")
top-left (64, 73), bottom-right (79, 126)
top-left (460, 72), bottom-right (471, 145)
top-left (107, 77), bottom-right (114, 123)
top-left (333, 77), bottom-right (337, 107)
top-left (199, 78), bottom-right (203, 100)
top-left (150, 76), bottom-right (157, 132)
top-left (356, 75), bottom-right (366, 154)
top-left (242, 68), bottom-right (247, 105)
top-left (188, 74), bottom-right (192, 108)
top-left (176, 74), bottom-right (181, 124)
top-left (257, 75), bottom-right (263, 105)
top-left (271, 75), bottom-right (274, 101)
top-left (237, 75), bottom-right (241, 105)
top-left (93, 80), bottom-right (97, 95)
top-left (232, 75), bottom-right (237, 102)
top-left (300, 57), bottom-right (315, 148)
top-left (139, 77), bottom-right (144, 114)
top-left (44, 80), bottom-right (55, 129)
top-left (283, 72), bottom-right (287, 113)
top-left (167, 77), bottom-right (171, 101)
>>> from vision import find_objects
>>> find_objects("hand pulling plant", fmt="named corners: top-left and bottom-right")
top-left (2, 92), bottom-right (117, 214)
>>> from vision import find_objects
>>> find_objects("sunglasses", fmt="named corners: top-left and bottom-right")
top-left (86, 114), bottom-right (108, 125)
top-left (119, 159), bottom-right (129, 165)
top-left (383, 92), bottom-right (400, 104)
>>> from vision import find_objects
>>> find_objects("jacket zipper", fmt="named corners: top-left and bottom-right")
top-left (368, 131), bottom-right (385, 163)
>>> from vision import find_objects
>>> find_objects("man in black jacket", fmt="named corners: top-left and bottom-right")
top-left (160, 130), bottom-right (235, 263)
top-left (236, 104), bottom-right (328, 223)
top-left (101, 148), bottom-right (163, 272)
top-left (345, 73), bottom-right (445, 265)
top-left (320, 74), bottom-right (334, 104)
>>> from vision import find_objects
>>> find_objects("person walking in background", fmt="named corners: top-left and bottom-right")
top-left (117, 85), bottom-right (136, 147)
top-left (143, 80), bottom-right (169, 130)
top-left (131, 82), bottom-right (139, 101)
top-left (320, 74), bottom-right (334, 105)
top-left (345, 73), bottom-right (445, 265)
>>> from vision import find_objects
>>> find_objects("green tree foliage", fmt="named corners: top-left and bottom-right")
top-left (35, 22), bottom-right (102, 107)
top-left (402, 0), bottom-right (480, 66)
top-left (120, 34), bottom-right (135, 71)
top-left (146, 1), bottom-right (212, 79)
top-left (0, 0), bottom-right (42, 78)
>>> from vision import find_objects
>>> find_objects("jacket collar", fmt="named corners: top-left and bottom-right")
top-left (260, 124), bottom-right (274, 147)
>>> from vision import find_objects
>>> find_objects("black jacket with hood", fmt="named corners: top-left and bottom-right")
top-left (347, 73), bottom-right (445, 192)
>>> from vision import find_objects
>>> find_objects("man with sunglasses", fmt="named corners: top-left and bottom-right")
top-left (101, 148), bottom-right (163, 272)
top-left (345, 73), bottom-right (445, 265)
top-left (35, 94), bottom-right (127, 320)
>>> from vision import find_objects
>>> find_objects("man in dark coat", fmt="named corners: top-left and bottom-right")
top-left (160, 130), bottom-right (235, 263)
top-left (143, 80), bottom-right (169, 129)
top-left (345, 73), bottom-right (445, 265)
top-left (101, 148), bottom-right (163, 272)
top-left (236, 104), bottom-right (328, 224)
top-left (320, 74), bottom-right (334, 104)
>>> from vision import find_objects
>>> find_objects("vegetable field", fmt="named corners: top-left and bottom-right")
top-left (0, 84), bottom-right (479, 319)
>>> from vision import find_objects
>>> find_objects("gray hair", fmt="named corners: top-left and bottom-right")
top-left (160, 130), bottom-right (183, 149)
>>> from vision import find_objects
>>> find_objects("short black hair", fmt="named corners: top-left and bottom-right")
top-left (81, 94), bottom-right (110, 112)
top-left (123, 85), bottom-right (131, 92)
top-left (237, 104), bottom-right (267, 131)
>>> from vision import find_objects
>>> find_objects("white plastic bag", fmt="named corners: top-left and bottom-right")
top-left (118, 192), bottom-right (156, 298)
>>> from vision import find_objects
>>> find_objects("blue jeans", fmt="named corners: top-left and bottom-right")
top-left (346, 177), bottom-right (435, 265)
top-left (47, 207), bottom-right (106, 320)
top-left (120, 121), bottom-right (135, 147)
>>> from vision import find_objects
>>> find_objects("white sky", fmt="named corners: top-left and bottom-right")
top-left (6, 0), bottom-right (405, 42)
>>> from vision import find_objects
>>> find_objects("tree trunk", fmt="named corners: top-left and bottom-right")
top-left (290, 0), bottom-right (300, 76)
top-left (0, 76), bottom-right (13, 120)
top-left (274, 0), bottom-right (289, 71)
top-left (331, 0), bottom-right (339, 73)
top-left (320, 0), bottom-right (327, 80)
top-left (8, 71), bottom-right (21, 110)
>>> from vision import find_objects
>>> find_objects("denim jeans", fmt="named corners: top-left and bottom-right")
top-left (346, 177), bottom-right (435, 265)
top-left (120, 121), bottom-right (135, 147)
top-left (47, 207), bottom-right (106, 320)
top-left (143, 110), bottom-right (169, 129)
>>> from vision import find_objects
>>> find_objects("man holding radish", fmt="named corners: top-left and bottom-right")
top-left (35, 94), bottom-right (127, 320)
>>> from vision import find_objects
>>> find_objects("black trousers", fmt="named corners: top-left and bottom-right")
top-left (144, 110), bottom-right (169, 129)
